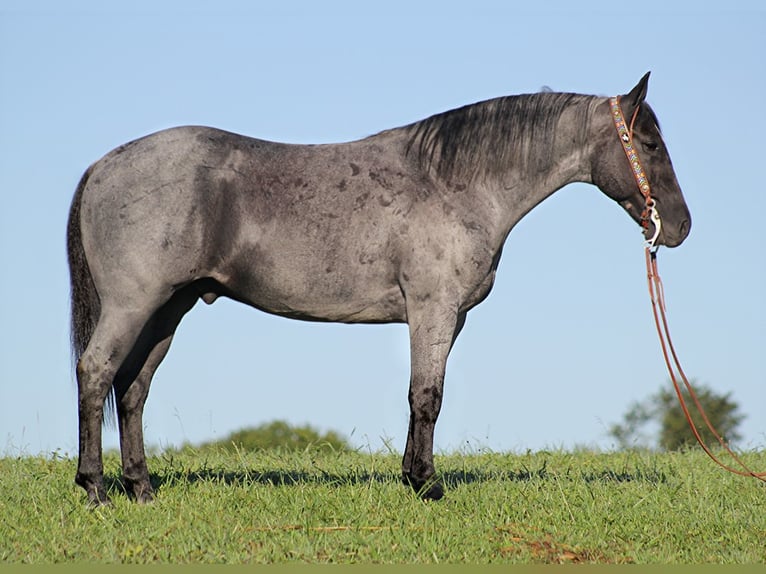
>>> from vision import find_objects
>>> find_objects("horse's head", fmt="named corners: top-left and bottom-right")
top-left (591, 73), bottom-right (691, 248)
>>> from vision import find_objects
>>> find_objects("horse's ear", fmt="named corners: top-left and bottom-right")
top-left (621, 72), bottom-right (651, 117)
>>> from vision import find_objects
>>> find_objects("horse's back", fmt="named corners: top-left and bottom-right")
top-left (75, 126), bottom-right (419, 322)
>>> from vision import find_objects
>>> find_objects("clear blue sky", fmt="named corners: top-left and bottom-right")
top-left (1, 1), bottom-right (764, 457)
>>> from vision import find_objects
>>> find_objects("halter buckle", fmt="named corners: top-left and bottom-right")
top-left (645, 202), bottom-right (662, 252)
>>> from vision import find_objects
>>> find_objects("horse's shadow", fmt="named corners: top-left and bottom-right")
top-left (103, 461), bottom-right (667, 499)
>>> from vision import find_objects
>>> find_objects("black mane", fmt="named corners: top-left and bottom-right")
top-left (405, 92), bottom-right (595, 182)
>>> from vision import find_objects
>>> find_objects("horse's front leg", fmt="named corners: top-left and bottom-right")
top-left (402, 302), bottom-right (463, 500)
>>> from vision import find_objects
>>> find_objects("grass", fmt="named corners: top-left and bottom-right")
top-left (1, 447), bottom-right (765, 563)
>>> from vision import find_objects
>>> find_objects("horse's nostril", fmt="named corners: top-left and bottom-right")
top-left (679, 219), bottom-right (691, 238)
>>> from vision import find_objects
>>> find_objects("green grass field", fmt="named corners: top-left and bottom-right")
top-left (1, 447), bottom-right (764, 564)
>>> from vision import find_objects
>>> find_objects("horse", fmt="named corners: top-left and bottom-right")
top-left (67, 72), bottom-right (690, 505)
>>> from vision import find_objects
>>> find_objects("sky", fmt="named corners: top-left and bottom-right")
top-left (1, 1), bottom-right (764, 459)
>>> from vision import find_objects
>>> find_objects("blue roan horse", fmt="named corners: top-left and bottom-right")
top-left (67, 72), bottom-right (690, 505)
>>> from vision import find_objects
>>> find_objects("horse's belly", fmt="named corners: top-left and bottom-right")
top-left (217, 248), bottom-right (406, 324)
top-left (230, 282), bottom-right (407, 324)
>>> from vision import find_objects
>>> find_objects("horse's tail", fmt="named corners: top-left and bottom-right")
top-left (67, 166), bottom-right (115, 424)
top-left (67, 166), bottom-right (99, 367)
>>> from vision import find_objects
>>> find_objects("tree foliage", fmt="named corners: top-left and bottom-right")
top-left (609, 382), bottom-right (744, 451)
top-left (203, 420), bottom-right (352, 452)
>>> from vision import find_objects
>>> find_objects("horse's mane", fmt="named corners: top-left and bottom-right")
top-left (405, 91), bottom-right (596, 182)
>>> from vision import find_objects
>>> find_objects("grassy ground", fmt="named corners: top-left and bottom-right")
top-left (1, 447), bottom-right (764, 563)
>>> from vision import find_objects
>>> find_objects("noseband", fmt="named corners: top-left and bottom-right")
top-left (609, 96), bottom-right (662, 250)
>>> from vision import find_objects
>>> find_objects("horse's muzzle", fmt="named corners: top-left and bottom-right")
top-left (656, 217), bottom-right (691, 248)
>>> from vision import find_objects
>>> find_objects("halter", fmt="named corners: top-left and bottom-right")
top-left (609, 96), bottom-right (662, 251)
top-left (609, 95), bottom-right (766, 482)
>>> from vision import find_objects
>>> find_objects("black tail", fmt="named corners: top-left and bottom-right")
top-left (67, 167), bottom-right (98, 369)
top-left (67, 167), bottom-right (115, 424)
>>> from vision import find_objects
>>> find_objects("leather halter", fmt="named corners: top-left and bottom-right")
top-left (609, 96), bottom-right (662, 250)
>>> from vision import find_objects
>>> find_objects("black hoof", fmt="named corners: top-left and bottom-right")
top-left (134, 487), bottom-right (154, 505)
top-left (77, 475), bottom-right (112, 508)
top-left (126, 479), bottom-right (155, 504)
top-left (86, 489), bottom-right (113, 508)
top-left (421, 481), bottom-right (444, 500)
top-left (403, 474), bottom-right (444, 500)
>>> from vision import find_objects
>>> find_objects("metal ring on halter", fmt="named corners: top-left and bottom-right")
top-left (645, 202), bottom-right (662, 251)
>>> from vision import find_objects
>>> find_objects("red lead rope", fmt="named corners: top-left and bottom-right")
top-left (645, 247), bottom-right (766, 481)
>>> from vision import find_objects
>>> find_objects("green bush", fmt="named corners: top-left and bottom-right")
top-left (202, 420), bottom-right (351, 452)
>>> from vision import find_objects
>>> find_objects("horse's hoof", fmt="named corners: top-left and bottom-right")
top-left (134, 489), bottom-right (155, 505)
top-left (87, 492), bottom-right (113, 508)
top-left (403, 473), bottom-right (445, 500)
top-left (421, 481), bottom-right (444, 501)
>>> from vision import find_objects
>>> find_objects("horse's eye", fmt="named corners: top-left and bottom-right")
top-left (643, 141), bottom-right (659, 153)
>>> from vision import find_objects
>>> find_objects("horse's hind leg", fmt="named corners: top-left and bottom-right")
top-left (114, 287), bottom-right (198, 503)
top-left (114, 337), bottom-right (172, 504)
top-left (75, 304), bottom-right (159, 506)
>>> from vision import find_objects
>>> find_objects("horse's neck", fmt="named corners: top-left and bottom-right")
top-left (471, 131), bottom-right (594, 247)
top-left (421, 96), bottom-right (598, 242)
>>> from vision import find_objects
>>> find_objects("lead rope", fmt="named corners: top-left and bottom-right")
top-left (610, 96), bottom-right (766, 481)
top-left (646, 247), bottom-right (766, 480)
